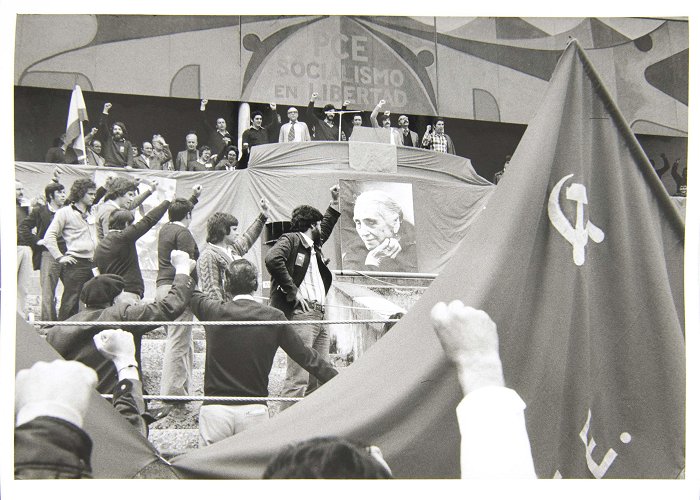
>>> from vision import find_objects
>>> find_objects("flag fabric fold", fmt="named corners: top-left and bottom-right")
top-left (65, 85), bottom-right (89, 162)
top-left (170, 39), bottom-right (684, 479)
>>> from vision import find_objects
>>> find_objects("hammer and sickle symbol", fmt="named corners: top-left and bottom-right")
top-left (548, 174), bottom-right (605, 266)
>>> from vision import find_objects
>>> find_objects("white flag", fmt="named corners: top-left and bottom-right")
top-left (65, 85), bottom-right (89, 161)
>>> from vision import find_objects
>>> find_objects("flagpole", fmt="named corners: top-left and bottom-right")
top-left (79, 118), bottom-right (87, 166)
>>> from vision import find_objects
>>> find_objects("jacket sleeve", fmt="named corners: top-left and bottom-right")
top-left (320, 205), bottom-right (341, 246)
top-left (265, 234), bottom-right (298, 302)
top-left (123, 200), bottom-right (170, 241)
top-left (190, 290), bottom-right (222, 321)
top-left (279, 124), bottom-right (286, 143)
top-left (230, 212), bottom-right (267, 257)
top-left (447, 135), bottom-right (456, 155)
top-left (18, 207), bottom-right (40, 247)
top-left (196, 250), bottom-right (225, 301)
top-left (279, 321), bottom-right (339, 383)
top-left (97, 113), bottom-right (110, 143)
top-left (121, 273), bottom-right (195, 335)
top-left (14, 416), bottom-right (93, 479)
top-left (112, 379), bottom-right (148, 437)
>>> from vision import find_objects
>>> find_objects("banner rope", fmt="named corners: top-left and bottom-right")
top-left (31, 318), bottom-right (400, 327)
top-left (101, 394), bottom-right (303, 402)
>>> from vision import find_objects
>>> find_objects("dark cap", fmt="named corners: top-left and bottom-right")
top-left (80, 274), bottom-right (125, 307)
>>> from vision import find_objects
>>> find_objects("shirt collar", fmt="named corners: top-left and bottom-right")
top-left (172, 221), bottom-right (188, 228)
top-left (299, 231), bottom-right (313, 248)
top-left (233, 294), bottom-right (256, 302)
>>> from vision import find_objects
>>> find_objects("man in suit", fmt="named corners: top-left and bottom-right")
top-left (265, 185), bottom-right (340, 410)
top-left (397, 115), bottom-right (419, 147)
top-left (278, 107), bottom-right (311, 143)
top-left (131, 141), bottom-right (172, 169)
top-left (175, 133), bottom-right (201, 171)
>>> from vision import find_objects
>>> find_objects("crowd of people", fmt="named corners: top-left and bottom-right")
top-left (44, 93), bottom-right (459, 171)
top-left (15, 162), bottom-right (536, 479)
top-left (15, 301), bottom-right (535, 479)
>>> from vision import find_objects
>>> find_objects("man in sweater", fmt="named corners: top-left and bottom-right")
top-left (306, 92), bottom-right (349, 141)
top-left (95, 176), bottom-right (158, 240)
top-left (197, 198), bottom-right (270, 301)
top-left (18, 178), bottom-right (67, 321)
top-left (241, 104), bottom-right (280, 149)
top-left (265, 185), bottom-right (340, 410)
top-left (157, 186), bottom-right (203, 401)
top-left (190, 258), bottom-right (338, 445)
top-left (97, 102), bottom-right (133, 167)
top-left (43, 177), bottom-right (98, 320)
top-left (94, 190), bottom-right (175, 303)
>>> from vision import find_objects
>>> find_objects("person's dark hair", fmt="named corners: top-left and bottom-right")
top-left (168, 198), bottom-right (194, 222)
top-left (206, 212), bottom-right (239, 244)
top-left (290, 205), bottom-right (323, 232)
top-left (68, 178), bottom-right (97, 204)
top-left (263, 437), bottom-right (392, 479)
top-left (434, 117), bottom-right (445, 126)
top-left (108, 208), bottom-right (135, 230)
top-left (220, 144), bottom-right (239, 158)
top-left (105, 177), bottom-right (138, 201)
top-left (323, 104), bottom-right (336, 112)
top-left (200, 145), bottom-right (211, 154)
top-left (113, 121), bottom-right (128, 136)
top-left (380, 115), bottom-right (391, 126)
top-left (44, 182), bottom-right (65, 202)
top-left (251, 110), bottom-right (263, 120)
top-left (225, 259), bottom-right (258, 296)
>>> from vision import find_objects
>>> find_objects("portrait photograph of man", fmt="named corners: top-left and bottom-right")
top-left (339, 180), bottom-right (418, 273)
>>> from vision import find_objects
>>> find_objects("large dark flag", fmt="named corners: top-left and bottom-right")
top-left (171, 40), bottom-right (684, 478)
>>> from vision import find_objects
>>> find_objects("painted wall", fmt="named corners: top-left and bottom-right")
top-left (15, 15), bottom-right (688, 137)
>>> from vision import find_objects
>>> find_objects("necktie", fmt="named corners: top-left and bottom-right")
top-left (288, 123), bottom-right (296, 142)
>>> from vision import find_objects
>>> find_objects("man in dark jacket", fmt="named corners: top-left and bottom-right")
top-left (46, 250), bottom-right (196, 394)
top-left (265, 185), bottom-right (340, 410)
top-left (18, 179), bottom-right (67, 321)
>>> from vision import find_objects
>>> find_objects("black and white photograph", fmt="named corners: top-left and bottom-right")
top-left (340, 180), bottom-right (418, 273)
top-left (1, 4), bottom-right (696, 498)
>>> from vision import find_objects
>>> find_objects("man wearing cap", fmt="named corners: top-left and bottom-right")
top-left (306, 92), bottom-right (349, 141)
top-left (45, 250), bottom-right (196, 394)
top-left (97, 102), bottom-right (133, 167)
top-left (279, 107), bottom-right (311, 143)
top-left (265, 185), bottom-right (340, 410)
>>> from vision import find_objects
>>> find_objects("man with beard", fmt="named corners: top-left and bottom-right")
top-left (97, 102), bottom-right (134, 167)
top-left (370, 100), bottom-right (401, 145)
top-left (397, 115), bottom-right (419, 148)
top-left (306, 92), bottom-right (349, 141)
top-left (43, 177), bottom-right (98, 320)
top-left (18, 175), bottom-right (68, 322)
top-left (265, 185), bottom-right (340, 410)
